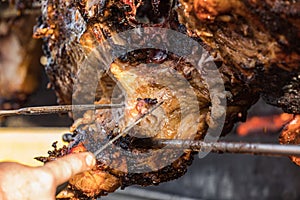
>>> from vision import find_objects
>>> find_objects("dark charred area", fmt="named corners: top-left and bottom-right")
top-left (119, 151), bottom-right (194, 188)
top-left (260, 69), bottom-right (300, 114)
top-left (278, 72), bottom-right (300, 114)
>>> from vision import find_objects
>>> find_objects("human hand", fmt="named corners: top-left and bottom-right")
top-left (0, 152), bottom-right (96, 200)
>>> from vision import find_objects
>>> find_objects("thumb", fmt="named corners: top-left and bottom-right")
top-left (42, 152), bottom-right (96, 185)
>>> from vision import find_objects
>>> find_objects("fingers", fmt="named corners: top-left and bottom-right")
top-left (42, 152), bottom-right (96, 185)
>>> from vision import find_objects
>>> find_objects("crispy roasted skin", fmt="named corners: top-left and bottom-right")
top-left (33, 0), bottom-right (259, 131)
top-left (33, 0), bottom-right (299, 199)
top-left (178, 0), bottom-right (300, 114)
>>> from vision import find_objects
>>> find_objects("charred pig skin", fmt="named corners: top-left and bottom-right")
top-left (33, 0), bottom-right (259, 132)
top-left (178, 0), bottom-right (300, 114)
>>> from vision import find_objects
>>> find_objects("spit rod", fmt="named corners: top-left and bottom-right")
top-left (153, 139), bottom-right (300, 157)
top-left (0, 104), bottom-right (124, 117)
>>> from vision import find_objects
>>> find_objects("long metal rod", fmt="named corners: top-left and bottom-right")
top-left (0, 104), bottom-right (124, 117)
top-left (154, 139), bottom-right (300, 157)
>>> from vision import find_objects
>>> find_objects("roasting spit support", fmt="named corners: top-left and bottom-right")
top-left (0, 104), bottom-right (124, 117)
top-left (152, 139), bottom-right (300, 157)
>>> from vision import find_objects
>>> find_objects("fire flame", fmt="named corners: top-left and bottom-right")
top-left (237, 113), bottom-right (294, 136)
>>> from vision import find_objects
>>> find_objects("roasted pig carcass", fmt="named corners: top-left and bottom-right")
top-left (0, 1), bottom-right (42, 109)
top-left (33, 0), bottom-right (299, 199)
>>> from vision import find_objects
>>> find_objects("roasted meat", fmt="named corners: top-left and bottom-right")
top-left (178, 0), bottom-right (300, 114)
top-left (32, 0), bottom-right (300, 199)
top-left (68, 58), bottom-right (211, 196)
top-left (178, 0), bottom-right (300, 166)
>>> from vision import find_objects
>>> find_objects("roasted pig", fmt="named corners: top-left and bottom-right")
top-left (31, 0), bottom-right (300, 199)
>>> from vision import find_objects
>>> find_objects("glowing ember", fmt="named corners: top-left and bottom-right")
top-left (237, 113), bottom-right (294, 136)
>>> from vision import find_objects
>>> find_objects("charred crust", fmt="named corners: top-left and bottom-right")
top-left (35, 142), bottom-right (68, 163)
top-left (119, 152), bottom-right (194, 188)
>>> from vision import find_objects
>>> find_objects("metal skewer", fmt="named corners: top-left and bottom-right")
top-left (153, 139), bottom-right (300, 157)
top-left (0, 104), bottom-right (124, 117)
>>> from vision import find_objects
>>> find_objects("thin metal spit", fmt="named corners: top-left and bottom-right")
top-left (152, 139), bottom-right (300, 157)
top-left (0, 104), bottom-right (124, 117)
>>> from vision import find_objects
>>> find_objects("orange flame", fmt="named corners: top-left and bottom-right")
top-left (237, 113), bottom-right (294, 136)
